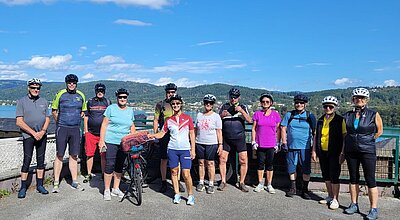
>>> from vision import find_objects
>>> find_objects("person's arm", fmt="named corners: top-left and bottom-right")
top-left (311, 133), bottom-right (317, 162)
top-left (130, 122), bottom-right (137, 134)
top-left (251, 120), bottom-right (257, 143)
top-left (216, 128), bottom-right (223, 154)
top-left (153, 117), bottom-right (159, 134)
top-left (52, 109), bottom-right (58, 123)
top-left (236, 105), bottom-right (252, 123)
top-left (374, 112), bottom-right (383, 139)
top-left (16, 117), bottom-right (38, 138)
top-left (83, 116), bottom-right (89, 133)
top-left (150, 130), bottom-right (166, 139)
top-left (189, 129), bottom-right (196, 159)
top-left (98, 117), bottom-right (109, 150)
top-left (281, 126), bottom-right (287, 144)
top-left (36, 116), bottom-right (50, 140)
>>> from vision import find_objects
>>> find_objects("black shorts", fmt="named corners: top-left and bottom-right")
top-left (318, 151), bottom-right (341, 184)
top-left (56, 126), bottom-right (81, 157)
top-left (159, 132), bottom-right (170, 159)
top-left (223, 137), bottom-right (247, 153)
top-left (196, 143), bottom-right (218, 161)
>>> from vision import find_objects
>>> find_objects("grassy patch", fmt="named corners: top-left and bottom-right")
top-left (0, 189), bottom-right (11, 199)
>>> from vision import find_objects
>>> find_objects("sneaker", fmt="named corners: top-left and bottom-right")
top-left (217, 182), bottom-right (227, 191)
top-left (187, 195), bottom-right (195, 206)
top-left (344, 203), bottom-right (359, 215)
top-left (239, 183), bottom-right (249, 193)
top-left (206, 185), bottom-right (215, 194)
top-left (265, 185), bottom-right (276, 194)
top-left (365, 208), bottom-right (378, 220)
top-left (18, 188), bottom-right (27, 199)
top-left (179, 182), bottom-right (185, 192)
top-left (71, 182), bottom-right (84, 191)
top-left (301, 190), bottom-right (311, 200)
top-left (36, 185), bottom-right (49, 194)
top-left (83, 174), bottom-right (93, 183)
top-left (253, 184), bottom-right (264, 192)
top-left (160, 181), bottom-right (167, 193)
top-left (52, 183), bottom-right (60, 193)
top-left (319, 196), bottom-right (333, 204)
top-left (103, 189), bottom-right (111, 201)
top-left (285, 188), bottom-right (296, 197)
top-left (196, 183), bottom-right (205, 192)
top-left (173, 194), bottom-right (181, 204)
top-left (111, 188), bottom-right (124, 198)
top-left (329, 199), bottom-right (339, 210)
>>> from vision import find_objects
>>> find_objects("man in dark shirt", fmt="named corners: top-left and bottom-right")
top-left (83, 83), bottom-right (111, 183)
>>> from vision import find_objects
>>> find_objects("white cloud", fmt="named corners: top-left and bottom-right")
top-left (23, 54), bottom-right (72, 70)
top-left (94, 55), bottom-right (125, 64)
top-left (334, 77), bottom-right (358, 86)
top-left (114, 19), bottom-right (152, 26)
top-left (82, 73), bottom-right (95, 80)
top-left (383, 79), bottom-right (398, 87)
top-left (195, 41), bottom-right (223, 46)
top-left (154, 77), bottom-right (200, 88)
top-left (0, 70), bottom-right (28, 79)
top-left (107, 73), bottom-right (151, 83)
top-left (91, 0), bottom-right (173, 9)
top-left (151, 60), bottom-right (246, 74)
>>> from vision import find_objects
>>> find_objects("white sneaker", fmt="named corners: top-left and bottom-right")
top-left (265, 185), bottom-right (276, 194)
top-left (329, 199), bottom-right (339, 210)
top-left (319, 196), bottom-right (333, 204)
top-left (104, 189), bottom-right (111, 201)
top-left (253, 184), bottom-right (264, 192)
top-left (111, 188), bottom-right (124, 198)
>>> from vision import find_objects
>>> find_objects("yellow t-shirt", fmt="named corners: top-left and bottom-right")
top-left (321, 116), bottom-right (347, 151)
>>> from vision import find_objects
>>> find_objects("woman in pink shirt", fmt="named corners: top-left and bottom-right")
top-left (251, 93), bottom-right (281, 193)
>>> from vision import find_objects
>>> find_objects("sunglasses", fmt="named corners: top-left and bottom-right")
top-left (230, 96), bottom-right (239, 99)
top-left (353, 96), bottom-right (366, 100)
top-left (204, 101), bottom-right (214, 105)
top-left (261, 100), bottom-right (270, 104)
top-left (323, 105), bottom-right (335, 109)
top-left (295, 101), bottom-right (305, 105)
top-left (166, 90), bottom-right (176, 94)
top-left (171, 102), bottom-right (182, 106)
top-left (29, 86), bottom-right (41, 90)
top-left (96, 90), bottom-right (105, 93)
top-left (67, 81), bottom-right (77, 85)
top-left (117, 96), bottom-right (128, 100)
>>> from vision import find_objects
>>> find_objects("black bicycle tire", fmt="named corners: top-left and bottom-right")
top-left (134, 166), bottom-right (143, 205)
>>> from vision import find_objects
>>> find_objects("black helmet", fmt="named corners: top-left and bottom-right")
top-left (203, 94), bottom-right (217, 103)
top-left (65, 74), bottom-right (78, 83)
top-left (115, 88), bottom-right (129, 97)
top-left (169, 94), bottom-right (183, 103)
top-left (294, 94), bottom-right (309, 103)
top-left (259, 93), bottom-right (274, 103)
top-left (229, 88), bottom-right (240, 97)
top-left (164, 83), bottom-right (177, 91)
top-left (95, 83), bottom-right (106, 91)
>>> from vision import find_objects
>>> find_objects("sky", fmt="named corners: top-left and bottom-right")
top-left (0, 0), bottom-right (399, 92)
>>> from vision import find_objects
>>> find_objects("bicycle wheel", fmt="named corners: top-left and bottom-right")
top-left (134, 164), bottom-right (143, 205)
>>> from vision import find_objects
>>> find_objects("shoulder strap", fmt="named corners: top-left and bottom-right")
top-left (287, 110), bottom-right (296, 126)
top-left (306, 111), bottom-right (315, 134)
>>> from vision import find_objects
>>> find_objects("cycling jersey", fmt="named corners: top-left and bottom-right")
top-left (162, 113), bottom-right (194, 150)
top-left (52, 89), bottom-right (87, 127)
top-left (219, 102), bottom-right (248, 139)
top-left (154, 99), bottom-right (174, 129)
top-left (86, 97), bottom-right (111, 135)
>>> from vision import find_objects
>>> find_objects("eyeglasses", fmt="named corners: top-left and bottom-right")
top-left (204, 102), bottom-right (214, 106)
top-left (323, 105), bottom-right (335, 109)
top-left (171, 102), bottom-right (182, 106)
top-left (29, 86), bottom-right (41, 90)
top-left (261, 100), bottom-right (270, 104)
top-left (117, 96), bottom-right (128, 100)
top-left (295, 101), bottom-right (305, 105)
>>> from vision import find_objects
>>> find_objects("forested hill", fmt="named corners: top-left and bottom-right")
top-left (0, 80), bottom-right (399, 126)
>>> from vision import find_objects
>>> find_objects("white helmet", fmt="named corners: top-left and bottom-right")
top-left (352, 88), bottom-right (370, 98)
top-left (203, 94), bottom-right (217, 102)
top-left (27, 78), bottom-right (42, 86)
top-left (322, 96), bottom-right (338, 106)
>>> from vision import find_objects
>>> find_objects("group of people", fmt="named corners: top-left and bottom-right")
top-left (15, 76), bottom-right (383, 219)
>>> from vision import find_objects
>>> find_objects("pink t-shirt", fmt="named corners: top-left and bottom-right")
top-left (252, 110), bottom-right (281, 148)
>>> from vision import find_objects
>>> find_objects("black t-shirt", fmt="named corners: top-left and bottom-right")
top-left (218, 102), bottom-right (248, 139)
top-left (85, 97), bottom-right (111, 135)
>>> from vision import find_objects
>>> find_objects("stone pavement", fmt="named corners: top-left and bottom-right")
top-left (1, 175), bottom-right (400, 220)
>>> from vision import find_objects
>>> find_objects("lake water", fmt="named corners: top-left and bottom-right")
top-left (0, 106), bottom-right (17, 118)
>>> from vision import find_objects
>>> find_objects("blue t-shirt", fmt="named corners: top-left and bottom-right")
top-left (104, 104), bottom-right (135, 145)
top-left (281, 111), bottom-right (316, 150)
top-left (52, 89), bottom-right (87, 127)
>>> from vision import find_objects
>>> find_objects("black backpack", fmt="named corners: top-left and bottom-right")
top-left (287, 110), bottom-right (315, 135)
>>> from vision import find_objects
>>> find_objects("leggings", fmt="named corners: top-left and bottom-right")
top-left (21, 136), bottom-right (47, 173)
top-left (318, 151), bottom-right (341, 184)
top-left (257, 148), bottom-right (275, 171)
top-left (345, 152), bottom-right (377, 188)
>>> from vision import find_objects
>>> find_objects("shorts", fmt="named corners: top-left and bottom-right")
top-left (286, 149), bottom-right (311, 175)
top-left (346, 151), bottom-right (377, 188)
top-left (196, 143), bottom-right (218, 161)
top-left (223, 137), bottom-right (247, 153)
top-left (159, 132), bottom-right (170, 159)
top-left (84, 132), bottom-right (103, 157)
top-left (319, 151), bottom-right (341, 184)
top-left (167, 149), bottom-right (192, 169)
top-left (105, 143), bottom-right (126, 174)
top-left (56, 126), bottom-right (81, 157)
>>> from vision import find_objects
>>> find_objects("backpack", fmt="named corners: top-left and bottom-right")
top-left (287, 110), bottom-right (315, 135)
top-left (121, 131), bottom-right (149, 152)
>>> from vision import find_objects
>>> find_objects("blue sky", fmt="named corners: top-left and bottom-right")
top-left (0, 0), bottom-right (399, 92)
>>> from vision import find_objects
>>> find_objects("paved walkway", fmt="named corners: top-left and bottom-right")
top-left (1, 175), bottom-right (400, 220)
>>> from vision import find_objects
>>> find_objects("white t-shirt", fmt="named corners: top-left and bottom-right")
top-left (195, 112), bottom-right (222, 145)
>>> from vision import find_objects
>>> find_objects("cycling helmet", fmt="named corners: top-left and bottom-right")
top-left (203, 94), bottom-right (217, 103)
top-left (229, 88), bottom-right (240, 97)
top-left (27, 78), bottom-right (42, 86)
top-left (169, 94), bottom-right (183, 103)
top-left (164, 83), bottom-right (177, 91)
top-left (322, 96), bottom-right (338, 106)
top-left (294, 93), bottom-right (309, 103)
top-left (259, 93), bottom-right (274, 103)
top-left (65, 74), bottom-right (78, 83)
top-left (115, 88), bottom-right (129, 97)
top-left (95, 83), bottom-right (106, 91)
top-left (352, 88), bottom-right (370, 98)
